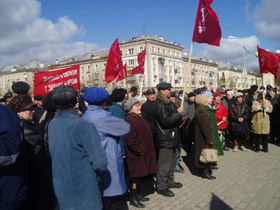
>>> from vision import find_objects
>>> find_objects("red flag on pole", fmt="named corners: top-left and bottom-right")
top-left (132, 46), bottom-right (146, 75)
top-left (105, 39), bottom-right (124, 83)
top-left (117, 63), bottom-right (127, 82)
top-left (257, 46), bottom-right (280, 79)
top-left (192, 0), bottom-right (222, 46)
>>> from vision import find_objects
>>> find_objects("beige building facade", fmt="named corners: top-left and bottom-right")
top-left (2, 35), bottom-right (272, 97)
top-left (0, 61), bottom-right (45, 97)
top-left (218, 63), bottom-right (262, 90)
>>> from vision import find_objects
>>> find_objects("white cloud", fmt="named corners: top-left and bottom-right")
top-left (196, 36), bottom-right (260, 70)
top-left (253, 0), bottom-right (280, 43)
top-left (0, 0), bottom-right (103, 66)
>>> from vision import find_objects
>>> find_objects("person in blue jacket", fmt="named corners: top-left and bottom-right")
top-left (48, 85), bottom-right (108, 210)
top-left (0, 104), bottom-right (28, 210)
top-left (83, 86), bottom-right (130, 210)
top-left (109, 88), bottom-right (128, 157)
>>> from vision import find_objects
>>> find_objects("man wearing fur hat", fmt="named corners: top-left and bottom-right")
top-left (153, 82), bottom-right (183, 197)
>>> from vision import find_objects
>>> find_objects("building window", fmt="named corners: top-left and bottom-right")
top-left (87, 75), bottom-right (91, 82)
top-left (81, 76), bottom-right (84, 83)
top-left (128, 48), bottom-right (134, 55)
top-left (169, 50), bottom-right (171, 55)
top-left (103, 64), bottom-right (106, 69)
top-left (81, 66), bottom-right (84, 73)
top-left (95, 65), bottom-right (98, 73)
top-left (158, 48), bottom-right (160, 53)
top-left (173, 51), bottom-right (175, 56)
top-left (163, 49), bottom-right (166, 54)
top-left (152, 47), bottom-right (155, 52)
top-left (140, 47), bottom-right (143, 52)
top-left (128, 60), bottom-right (134, 66)
top-left (87, 66), bottom-right (90, 73)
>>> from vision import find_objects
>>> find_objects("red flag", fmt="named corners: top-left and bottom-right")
top-left (105, 39), bottom-right (124, 83)
top-left (192, 0), bottom-right (222, 46)
top-left (132, 46), bottom-right (146, 75)
top-left (257, 46), bottom-right (280, 79)
top-left (117, 63), bottom-right (127, 82)
top-left (34, 65), bottom-right (80, 97)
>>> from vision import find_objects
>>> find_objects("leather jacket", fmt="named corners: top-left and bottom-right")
top-left (153, 93), bottom-right (182, 148)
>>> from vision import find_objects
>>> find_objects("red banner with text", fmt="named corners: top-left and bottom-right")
top-left (34, 65), bottom-right (80, 97)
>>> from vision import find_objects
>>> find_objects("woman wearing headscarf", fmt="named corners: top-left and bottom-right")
top-left (194, 94), bottom-right (216, 180)
top-left (251, 92), bottom-right (273, 152)
top-left (229, 92), bottom-right (250, 152)
top-left (48, 85), bottom-right (108, 210)
top-left (124, 97), bottom-right (158, 208)
top-left (82, 87), bottom-right (130, 210)
top-left (203, 91), bottom-right (224, 156)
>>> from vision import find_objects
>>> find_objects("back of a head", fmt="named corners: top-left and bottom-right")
top-left (9, 94), bottom-right (36, 113)
top-left (12, 81), bottom-right (30, 95)
top-left (43, 92), bottom-right (56, 112)
top-left (52, 85), bottom-right (78, 109)
top-left (110, 88), bottom-right (127, 102)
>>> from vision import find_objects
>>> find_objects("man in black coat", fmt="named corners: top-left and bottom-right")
top-left (153, 82), bottom-right (183, 197)
top-left (141, 88), bottom-right (156, 134)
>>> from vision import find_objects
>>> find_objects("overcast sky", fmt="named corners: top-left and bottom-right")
top-left (0, 0), bottom-right (279, 70)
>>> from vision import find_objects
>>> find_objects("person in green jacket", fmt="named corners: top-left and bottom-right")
top-left (203, 91), bottom-right (224, 156)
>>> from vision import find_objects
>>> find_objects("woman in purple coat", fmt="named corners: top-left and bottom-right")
top-left (124, 97), bottom-right (158, 208)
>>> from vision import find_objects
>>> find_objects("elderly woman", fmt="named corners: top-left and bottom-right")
top-left (251, 93), bottom-right (273, 152)
top-left (229, 92), bottom-right (250, 152)
top-left (203, 91), bottom-right (224, 156)
top-left (48, 85), bottom-right (108, 210)
top-left (194, 94), bottom-right (216, 180)
top-left (213, 91), bottom-right (229, 150)
top-left (82, 87), bottom-right (130, 210)
top-left (124, 97), bottom-right (158, 208)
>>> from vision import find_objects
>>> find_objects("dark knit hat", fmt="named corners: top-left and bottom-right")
top-left (9, 95), bottom-right (36, 113)
top-left (52, 85), bottom-right (78, 109)
top-left (188, 92), bottom-right (196, 98)
top-left (12, 81), bottom-right (30, 94)
top-left (269, 88), bottom-right (277, 93)
top-left (83, 87), bottom-right (109, 105)
top-left (34, 95), bottom-right (44, 101)
top-left (110, 88), bottom-right (127, 102)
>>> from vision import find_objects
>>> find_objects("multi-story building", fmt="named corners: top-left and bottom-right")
top-left (218, 62), bottom-right (262, 90)
top-left (0, 60), bottom-right (46, 97)
top-left (48, 35), bottom-right (219, 93)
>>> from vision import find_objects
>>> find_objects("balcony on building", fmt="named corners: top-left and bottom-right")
top-left (127, 75), bottom-right (136, 81)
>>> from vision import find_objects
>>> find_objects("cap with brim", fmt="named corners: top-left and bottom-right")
top-left (156, 82), bottom-right (172, 91)
top-left (188, 92), bottom-right (196, 98)
top-left (216, 87), bottom-right (225, 94)
top-left (145, 88), bottom-right (156, 95)
top-left (196, 94), bottom-right (208, 105)
top-left (227, 91), bottom-right (234, 95)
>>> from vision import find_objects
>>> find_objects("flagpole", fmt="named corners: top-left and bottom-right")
top-left (181, 41), bottom-right (194, 107)
top-left (139, 74), bottom-right (144, 99)
top-left (124, 66), bottom-right (129, 98)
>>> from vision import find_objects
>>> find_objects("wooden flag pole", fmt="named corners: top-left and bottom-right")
top-left (124, 66), bottom-right (129, 98)
top-left (181, 41), bottom-right (194, 107)
top-left (139, 74), bottom-right (144, 99)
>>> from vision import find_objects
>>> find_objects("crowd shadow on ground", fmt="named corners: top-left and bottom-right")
top-left (210, 193), bottom-right (234, 210)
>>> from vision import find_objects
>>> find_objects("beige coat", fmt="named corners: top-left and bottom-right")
top-left (251, 100), bottom-right (273, 134)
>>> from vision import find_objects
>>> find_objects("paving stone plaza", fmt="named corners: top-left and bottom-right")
top-left (128, 144), bottom-right (280, 210)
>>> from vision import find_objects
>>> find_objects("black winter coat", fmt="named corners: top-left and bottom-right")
top-left (141, 99), bottom-right (156, 134)
top-left (229, 102), bottom-right (250, 139)
top-left (153, 93), bottom-right (182, 149)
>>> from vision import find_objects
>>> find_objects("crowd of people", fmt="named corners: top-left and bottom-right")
top-left (1, 81), bottom-right (280, 210)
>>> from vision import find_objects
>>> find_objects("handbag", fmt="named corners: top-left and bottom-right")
top-left (199, 144), bottom-right (219, 163)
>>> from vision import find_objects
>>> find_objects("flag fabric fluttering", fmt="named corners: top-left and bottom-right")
top-left (192, 0), bottom-right (221, 46)
top-left (117, 63), bottom-right (127, 82)
top-left (257, 46), bottom-right (280, 79)
top-left (132, 46), bottom-right (146, 75)
top-left (105, 39), bottom-right (124, 83)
